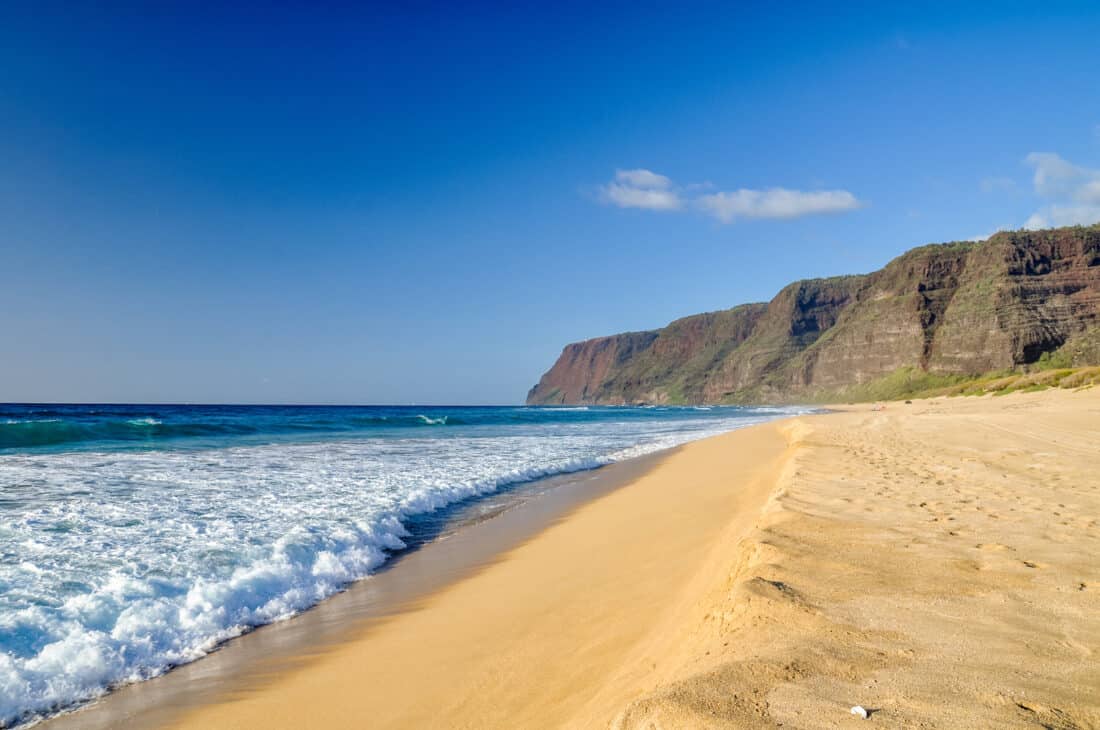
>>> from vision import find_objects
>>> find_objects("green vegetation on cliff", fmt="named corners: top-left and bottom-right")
top-left (809, 364), bottom-right (1100, 403)
top-left (527, 225), bottom-right (1100, 405)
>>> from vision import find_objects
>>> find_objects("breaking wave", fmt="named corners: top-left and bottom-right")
top-left (0, 403), bottom-right (813, 726)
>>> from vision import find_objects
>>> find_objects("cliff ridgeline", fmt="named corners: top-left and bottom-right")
top-left (527, 226), bottom-right (1100, 405)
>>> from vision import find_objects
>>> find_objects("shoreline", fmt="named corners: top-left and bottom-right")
top-left (160, 416), bottom-right (797, 728)
top-left (35, 439), bottom-right (704, 730)
top-left (40, 389), bottom-right (1100, 728)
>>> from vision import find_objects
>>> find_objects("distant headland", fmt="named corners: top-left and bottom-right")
top-left (528, 225), bottom-right (1100, 405)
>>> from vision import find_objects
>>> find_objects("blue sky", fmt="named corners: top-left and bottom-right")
top-left (2, 2), bottom-right (1099, 404)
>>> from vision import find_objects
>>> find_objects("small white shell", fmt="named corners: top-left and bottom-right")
top-left (850, 705), bottom-right (869, 719)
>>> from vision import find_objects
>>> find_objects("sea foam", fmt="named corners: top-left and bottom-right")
top-left (0, 405), bottom-right (809, 726)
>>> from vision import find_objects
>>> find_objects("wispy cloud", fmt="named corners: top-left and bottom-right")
top-left (967, 226), bottom-right (1010, 242)
top-left (613, 169), bottom-right (672, 190)
top-left (696, 188), bottom-right (861, 222)
top-left (1022, 152), bottom-right (1100, 229)
top-left (1023, 206), bottom-right (1100, 229)
top-left (599, 169), bottom-right (681, 211)
top-left (596, 169), bottom-right (863, 223)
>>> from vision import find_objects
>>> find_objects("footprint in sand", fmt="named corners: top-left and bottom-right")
top-left (976, 542), bottom-right (1014, 552)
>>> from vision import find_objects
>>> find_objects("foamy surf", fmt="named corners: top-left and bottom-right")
top-left (0, 404), bottom-right (811, 727)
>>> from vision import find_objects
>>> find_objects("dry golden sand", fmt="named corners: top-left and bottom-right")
top-left (170, 388), bottom-right (1100, 729)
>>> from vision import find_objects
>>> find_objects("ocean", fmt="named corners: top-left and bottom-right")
top-left (0, 403), bottom-right (808, 726)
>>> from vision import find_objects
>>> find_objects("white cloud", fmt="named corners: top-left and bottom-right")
top-left (967, 226), bottom-right (1010, 242)
top-left (697, 188), bottom-right (862, 222)
top-left (602, 183), bottom-right (682, 210)
top-left (596, 169), bottom-right (862, 223)
top-left (1023, 212), bottom-right (1048, 230)
top-left (614, 168), bottom-right (672, 189)
top-left (1022, 152), bottom-right (1100, 228)
top-left (1079, 179), bottom-right (1100, 204)
top-left (599, 168), bottom-right (682, 211)
top-left (1024, 205), bottom-right (1100, 230)
top-left (1025, 152), bottom-right (1099, 199)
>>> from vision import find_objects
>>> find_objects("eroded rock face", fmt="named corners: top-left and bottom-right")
top-left (525, 331), bottom-right (659, 405)
top-left (796, 243), bottom-right (972, 391)
top-left (929, 228), bottom-right (1100, 373)
top-left (526, 226), bottom-right (1100, 405)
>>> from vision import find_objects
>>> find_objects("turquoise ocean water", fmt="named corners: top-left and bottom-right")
top-left (0, 403), bottom-right (808, 726)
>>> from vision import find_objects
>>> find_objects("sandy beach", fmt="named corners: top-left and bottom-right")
top-left (105, 389), bottom-right (1100, 728)
top-left (11, 7), bottom-right (1100, 729)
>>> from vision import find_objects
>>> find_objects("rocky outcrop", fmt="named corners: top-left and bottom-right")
top-left (526, 225), bottom-right (1100, 404)
top-left (524, 331), bottom-right (659, 405)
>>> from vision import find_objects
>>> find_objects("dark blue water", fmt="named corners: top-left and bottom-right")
top-left (0, 403), bottom-right (795, 452)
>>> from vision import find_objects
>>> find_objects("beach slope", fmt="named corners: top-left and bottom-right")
top-left (171, 389), bottom-right (1100, 729)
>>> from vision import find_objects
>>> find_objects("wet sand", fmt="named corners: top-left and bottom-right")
top-left (46, 388), bottom-right (1100, 728)
top-left (38, 450), bottom-right (675, 729)
top-left (164, 414), bottom-right (794, 729)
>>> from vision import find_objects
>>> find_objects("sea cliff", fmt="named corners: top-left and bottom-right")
top-left (527, 225), bottom-right (1100, 404)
